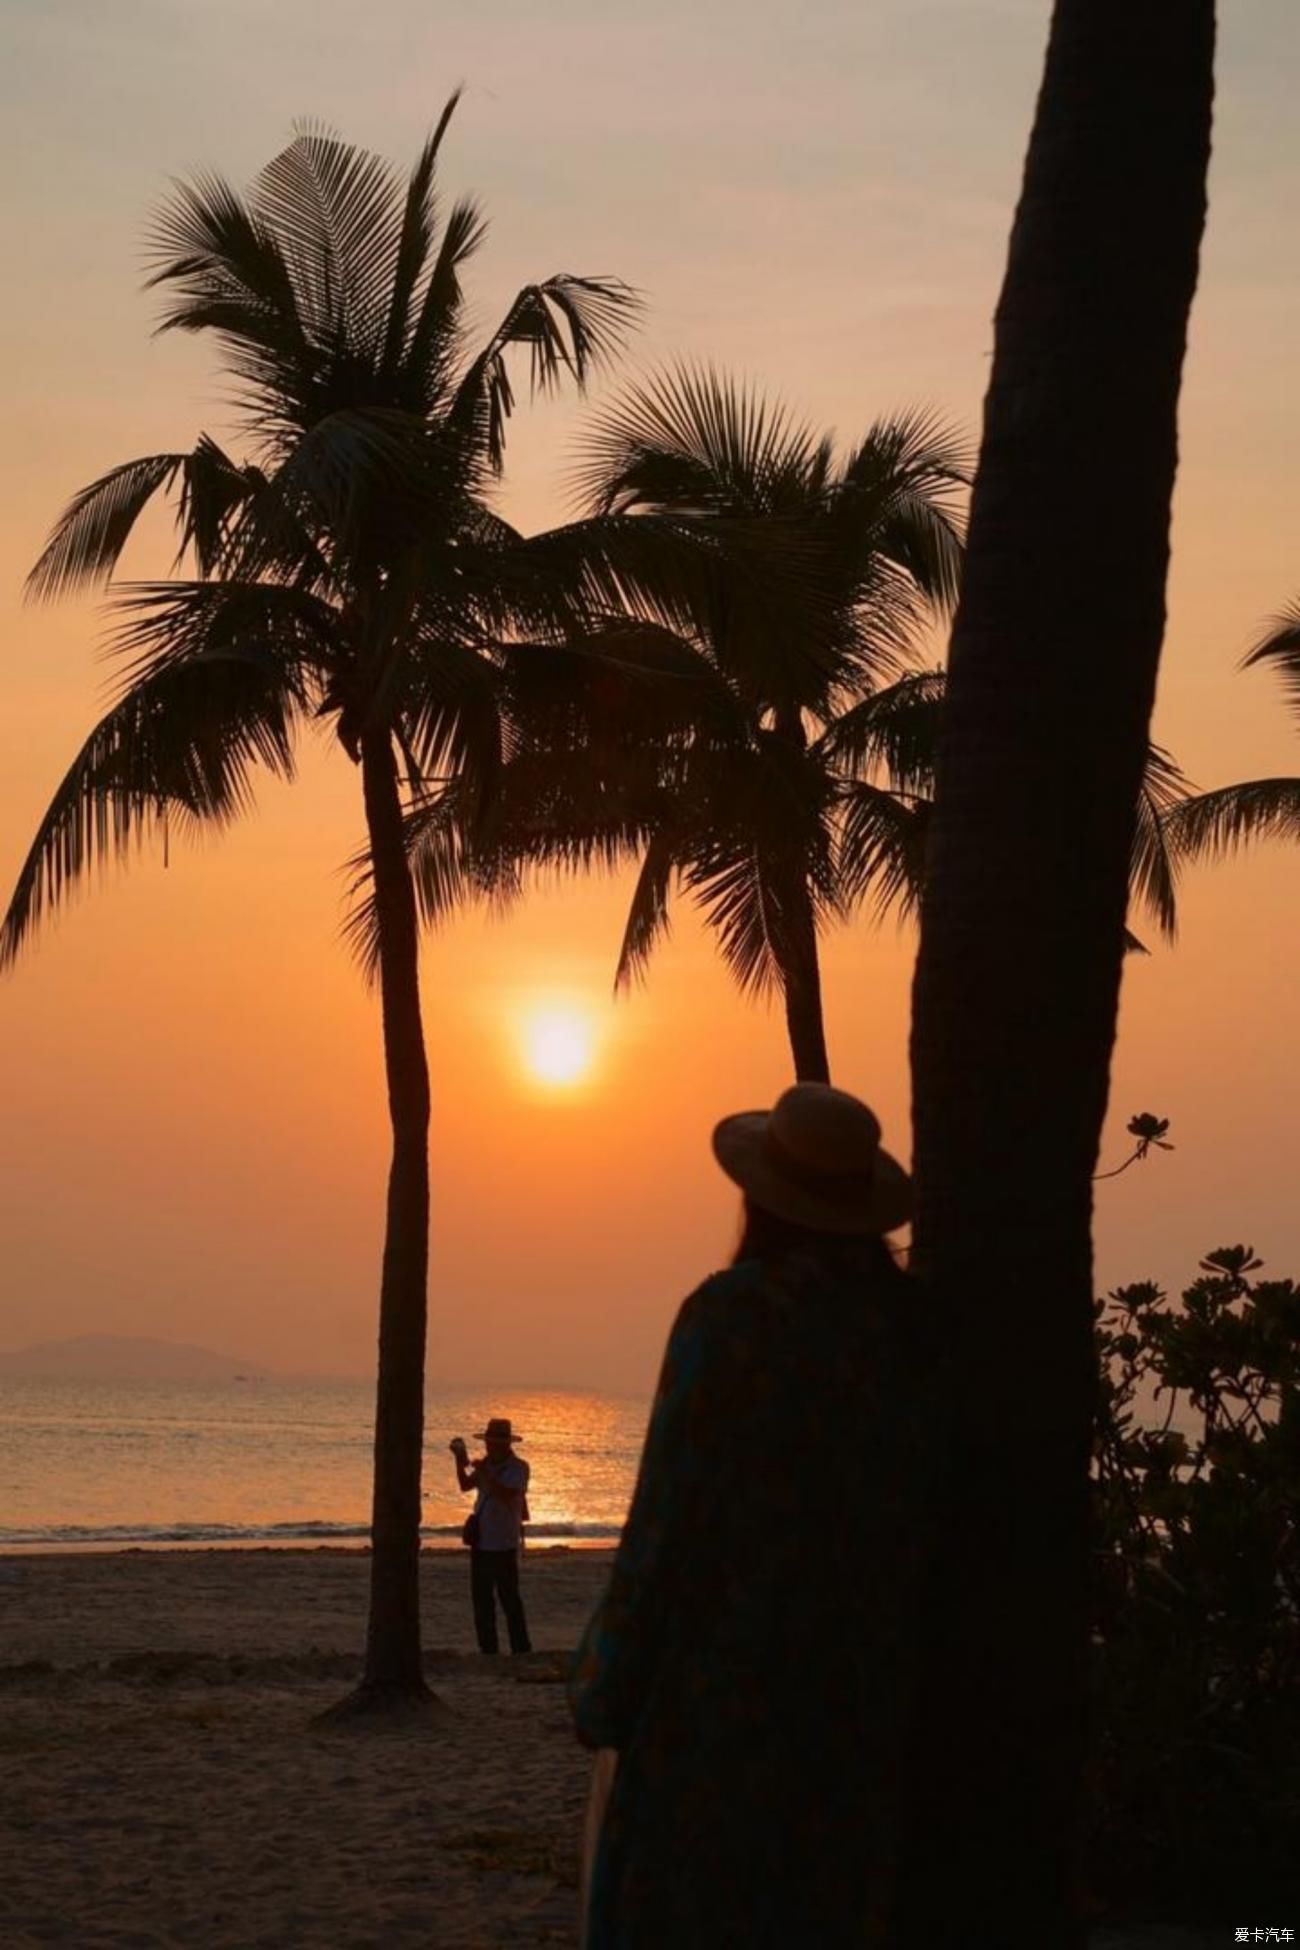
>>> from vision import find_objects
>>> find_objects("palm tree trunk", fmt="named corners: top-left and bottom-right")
top-left (356, 726), bottom-right (433, 1702)
top-left (773, 705), bottom-right (832, 1084)
top-left (897, 4), bottom-right (1215, 1942)
top-left (781, 895), bottom-right (831, 1084)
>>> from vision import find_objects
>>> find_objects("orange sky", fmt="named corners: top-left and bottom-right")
top-left (3, 1), bottom-right (1299, 1394)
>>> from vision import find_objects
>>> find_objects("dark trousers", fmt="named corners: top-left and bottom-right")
top-left (470, 1547), bottom-right (532, 1654)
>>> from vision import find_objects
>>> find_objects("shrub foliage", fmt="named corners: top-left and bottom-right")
top-left (1090, 1246), bottom-right (1300, 1915)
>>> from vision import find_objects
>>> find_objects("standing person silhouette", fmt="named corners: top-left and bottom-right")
top-left (450, 1417), bottom-right (533, 1656)
top-left (569, 1082), bottom-right (934, 1949)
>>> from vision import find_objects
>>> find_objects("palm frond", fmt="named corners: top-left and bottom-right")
top-left (1163, 778), bottom-right (1300, 861)
top-left (519, 275), bottom-right (641, 391)
top-left (830, 556), bottom-right (933, 687)
top-left (682, 839), bottom-right (786, 996)
top-left (836, 407), bottom-right (969, 611)
top-left (380, 90), bottom-right (464, 380)
top-left (814, 670), bottom-right (946, 790)
top-left (614, 834), bottom-right (677, 989)
top-left (1129, 795), bottom-right (1178, 940)
top-left (1140, 741), bottom-right (1194, 812)
top-left (683, 832), bottom-right (838, 1000)
top-left (495, 511), bottom-right (731, 643)
top-left (677, 736), bottom-right (841, 997)
top-left (402, 195), bottom-right (488, 406)
top-left (521, 507), bottom-right (848, 708)
top-left (107, 579), bottom-right (340, 697)
top-left (569, 369), bottom-right (961, 705)
top-left (401, 627), bottom-right (693, 917)
top-left (223, 405), bottom-right (455, 583)
top-left (1126, 742), bottom-right (1192, 940)
top-left (175, 437), bottom-right (265, 575)
top-left (27, 453), bottom-right (180, 600)
top-left (1, 655), bottom-right (299, 970)
top-left (342, 779), bottom-right (519, 979)
top-left (399, 637), bottom-right (505, 824)
top-left (452, 275), bottom-right (641, 472)
top-left (441, 757), bottom-right (659, 924)
top-left (488, 761), bottom-right (658, 879)
top-left (495, 623), bottom-right (743, 761)
top-left (1244, 600), bottom-right (1300, 722)
top-left (836, 780), bottom-right (931, 919)
top-left (405, 791), bottom-right (507, 926)
top-left (27, 439), bottom-right (266, 602)
top-left (146, 172), bottom-right (312, 420)
top-left (253, 125), bottom-right (402, 357)
top-left (571, 363), bottom-right (821, 518)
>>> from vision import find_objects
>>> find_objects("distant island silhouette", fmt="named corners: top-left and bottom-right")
top-left (0, 1334), bottom-right (265, 1383)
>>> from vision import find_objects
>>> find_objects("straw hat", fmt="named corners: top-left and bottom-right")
top-left (475, 1416), bottom-right (522, 1444)
top-left (712, 1082), bottom-right (912, 1236)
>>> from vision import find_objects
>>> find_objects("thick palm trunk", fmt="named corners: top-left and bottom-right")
top-left (357, 727), bottom-right (432, 1701)
top-left (897, 5), bottom-right (1214, 1943)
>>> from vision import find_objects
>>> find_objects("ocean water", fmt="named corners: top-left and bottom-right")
top-left (0, 1376), bottom-right (651, 1550)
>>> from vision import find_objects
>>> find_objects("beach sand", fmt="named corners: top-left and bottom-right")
top-left (0, 1547), bottom-right (610, 1950)
top-left (0, 1549), bottom-right (1226, 1949)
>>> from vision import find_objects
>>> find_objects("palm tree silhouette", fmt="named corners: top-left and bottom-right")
top-left (578, 371), bottom-right (965, 1083)
top-left (2, 100), bottom-right (647, 1706)
top-left (401, 373), bottom-right (1185, 1081)
top-left (1165, 605), bottom-right (1300, 861)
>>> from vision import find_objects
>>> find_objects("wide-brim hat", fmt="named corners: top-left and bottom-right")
top-left (712, 1082), bottom-right (913, 1236)
top-left (475, 1416), bottom-right (522, 1444)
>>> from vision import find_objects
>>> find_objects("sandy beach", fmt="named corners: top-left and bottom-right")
top-left (0, 1548), bottom-right (611, 1950)
top-left (0, 1549), bottom-right (1235, 1950)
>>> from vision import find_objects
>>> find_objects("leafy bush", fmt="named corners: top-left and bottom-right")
top-left (1090, 1246), bottom-right (1300, 1917)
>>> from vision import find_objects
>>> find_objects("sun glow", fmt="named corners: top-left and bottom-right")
top-left (520, 1005), bottom-right (597, 1088)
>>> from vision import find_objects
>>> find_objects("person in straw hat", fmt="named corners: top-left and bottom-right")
top-left (450, 1416), bottom-right (533, 1655)
top-left (569, 1082), bottom-right (935, 1950)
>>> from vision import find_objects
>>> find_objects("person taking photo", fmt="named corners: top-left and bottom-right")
top-left (450, 1417), bottom-right (533, 1656)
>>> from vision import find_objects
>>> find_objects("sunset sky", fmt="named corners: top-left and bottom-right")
top-left (3, 0), bottom-right (1298, 1396)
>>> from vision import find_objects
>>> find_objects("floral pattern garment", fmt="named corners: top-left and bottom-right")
top-left (569, 1250), bottom-right (939, 1950)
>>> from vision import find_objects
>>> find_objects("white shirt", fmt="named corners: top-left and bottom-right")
top-left (474, 1454), bottom-right (530, 1551)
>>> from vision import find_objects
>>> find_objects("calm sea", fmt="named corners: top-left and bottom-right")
top-left (0, 1376), bottom-right (650, 1551)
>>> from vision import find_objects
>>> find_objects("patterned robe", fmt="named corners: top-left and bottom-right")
top-left (569, 1247), bottom-right (937, 1948)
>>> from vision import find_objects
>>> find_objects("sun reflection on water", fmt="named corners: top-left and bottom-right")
top-left (0, 1377), bottom-right (650, 1549)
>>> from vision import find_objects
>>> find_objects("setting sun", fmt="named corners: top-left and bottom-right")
top-left (520, 1005), bottom-right (596, 1087)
